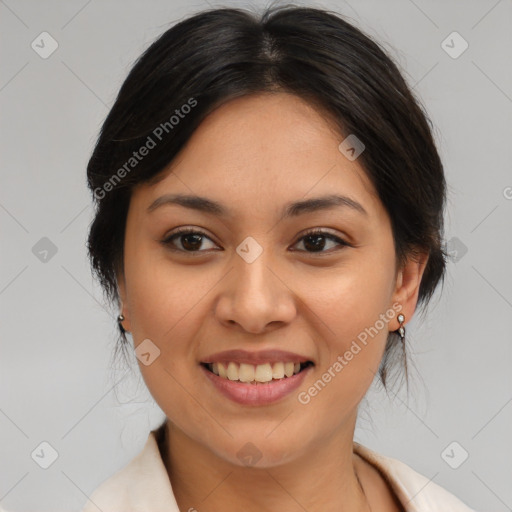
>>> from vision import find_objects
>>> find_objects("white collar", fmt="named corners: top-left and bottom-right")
top-left (81, 428), bottom-right (476, 511)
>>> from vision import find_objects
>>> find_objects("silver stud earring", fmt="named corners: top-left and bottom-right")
top-left (397, 313), bottom-right (405, 342)
top-left (117, 313), bottom-right (128, 335)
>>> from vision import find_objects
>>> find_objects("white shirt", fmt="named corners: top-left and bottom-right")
top-left (80, 428), bottom-right (477, 511)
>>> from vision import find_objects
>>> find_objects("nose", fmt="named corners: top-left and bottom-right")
top-left (214, 246), bottom-right (297, 334)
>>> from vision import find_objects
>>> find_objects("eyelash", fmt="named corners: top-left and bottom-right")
top-left (160, 227), bottom-right (350, 255)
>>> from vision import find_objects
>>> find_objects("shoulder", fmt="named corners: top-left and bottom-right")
top-left (80, 431), bottom-right (179, 512)
top-left (353, 442), bottom-right (478, 512)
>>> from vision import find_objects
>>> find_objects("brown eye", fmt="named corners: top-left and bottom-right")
top-left (161, 228), bottom-right (218, 253)
top-left (161, 227), bottom-right (349, 255)
top-left (292, 229), bottom-right (349, 254)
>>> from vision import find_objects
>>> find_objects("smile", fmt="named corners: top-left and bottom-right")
top-left (200, 360), bottom-right (314, 406)
top-left (201, 361), bottom-right (314, 384)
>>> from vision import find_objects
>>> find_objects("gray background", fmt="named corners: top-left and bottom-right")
top-left (1, 0), bottom-right (511, 510)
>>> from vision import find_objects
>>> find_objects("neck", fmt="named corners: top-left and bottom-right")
top-left (161, 418), bottom-right (370, 512)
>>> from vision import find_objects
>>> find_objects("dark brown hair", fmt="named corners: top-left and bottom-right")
top-left (86, 5), bottom-right (447, 393)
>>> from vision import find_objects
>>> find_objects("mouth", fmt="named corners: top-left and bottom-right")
top-left (200, 360), bottom-right (315, 385)
top-left (200, 358), bottom-right (315, 406)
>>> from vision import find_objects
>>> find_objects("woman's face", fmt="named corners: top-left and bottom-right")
top-left (118, 92), bottom-right (426, 467)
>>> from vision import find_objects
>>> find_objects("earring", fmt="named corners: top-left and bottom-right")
top-left (117, 313), bottom-right (128, 335)
top-left (397, 313), bottom-right (405, 342)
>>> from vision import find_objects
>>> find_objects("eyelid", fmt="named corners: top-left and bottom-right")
top-left (160, 226), bottom-right (351, 254)
top-left (162, 226), bottom-right (213, 241)
top-left (298, 227), bottom-right (348, 241)
top-left (160, 227), bottom-right (219, 253)
top-left (291, 228), bottom-right (351, 252)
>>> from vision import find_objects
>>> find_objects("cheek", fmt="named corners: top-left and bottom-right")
top-left (305, 250), bottom-right (395, 343)
top-left (125, 257), bottom-right (216, 435)
top-left (124, 246), bottom-right (217, 404)
top-left (297, 248), bottom-right (396, 400)
top-left (124, 244), bottom-right (214, 341)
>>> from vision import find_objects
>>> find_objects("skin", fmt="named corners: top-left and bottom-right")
top-left (117, 92), bottom-right (428, 512)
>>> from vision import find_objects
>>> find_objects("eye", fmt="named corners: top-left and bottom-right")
top-left (161, 227), bottom-right (350, 255)
top-left (161, 228), bottom-right (219, 253)
top-left (292, 228), bottom-right (350, 254)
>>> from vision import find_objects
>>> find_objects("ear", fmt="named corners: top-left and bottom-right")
top-left (116, 271), bottom-right (132, 332)
top-left (390, 249), bottom-right (429, 329)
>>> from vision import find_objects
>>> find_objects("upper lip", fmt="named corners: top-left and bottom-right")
top-left (200, 349), bottom-right (314, 365)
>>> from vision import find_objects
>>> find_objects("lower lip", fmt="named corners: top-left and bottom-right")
top-left (200, 364), bottom-right (313, 406)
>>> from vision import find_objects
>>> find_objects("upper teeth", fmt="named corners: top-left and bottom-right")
top-left (208, 361), bottom-right (303, 382)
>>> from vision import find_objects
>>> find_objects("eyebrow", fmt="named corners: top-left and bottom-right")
top-left (147, 193), bottom-right (368, 219)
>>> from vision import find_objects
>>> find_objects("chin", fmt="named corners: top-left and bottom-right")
top-left (209, 433), bottom-right (304, 469)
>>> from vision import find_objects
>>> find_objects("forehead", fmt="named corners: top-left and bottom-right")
top-left (132, 93), bottom-right (381, 220)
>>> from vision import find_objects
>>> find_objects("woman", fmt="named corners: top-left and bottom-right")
top-left (81, 5), bottom-right (477, 511)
